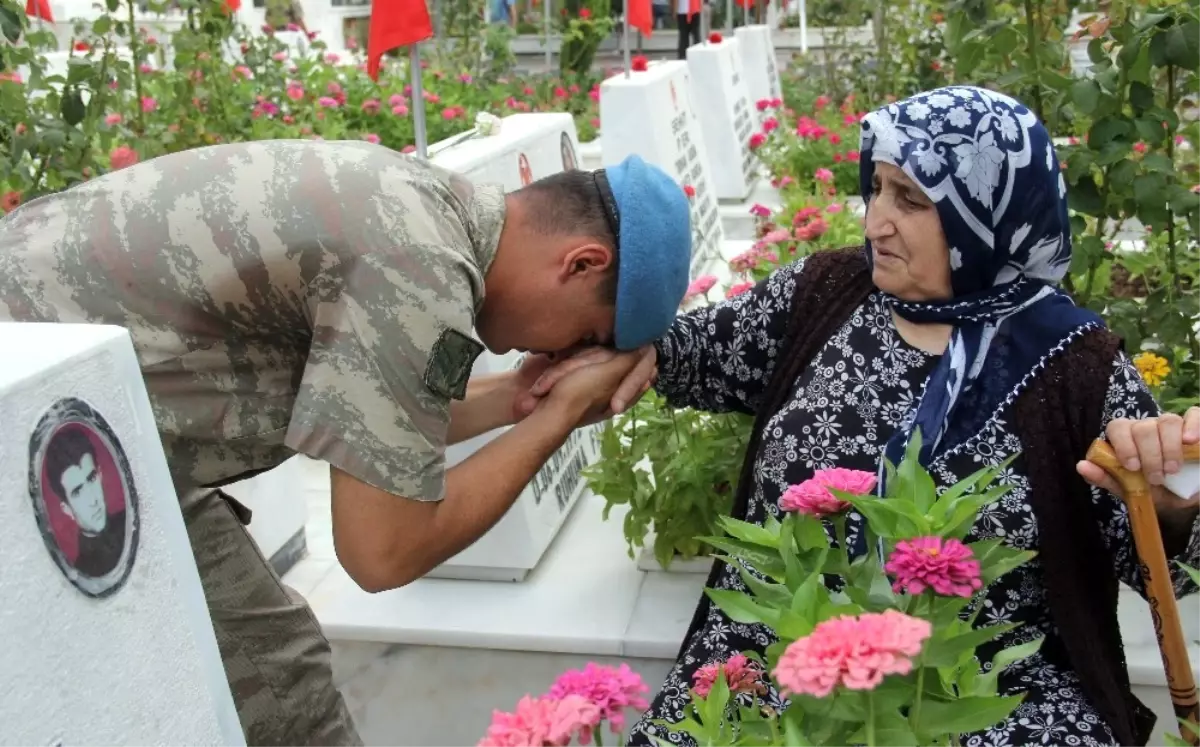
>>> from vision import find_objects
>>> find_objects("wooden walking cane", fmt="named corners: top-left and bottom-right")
top-left (1085, 439), bottom-right (1200, 746)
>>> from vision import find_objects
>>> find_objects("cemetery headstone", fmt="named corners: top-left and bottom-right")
top-left (426, 113), bottom-right (599, 582)
top-left (0, 323), bottom-right (243, 746)
top-left (686, 37), bottom-right (759, 201)
top-left (599, 61), bottom-right (724, 277)
top-left (734, 25), bottom-right (783, 107)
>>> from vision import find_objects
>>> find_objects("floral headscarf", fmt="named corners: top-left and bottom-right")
top-left (859, 86), bottom-right (1106, 485)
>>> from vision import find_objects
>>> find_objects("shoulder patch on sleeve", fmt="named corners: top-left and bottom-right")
top-left (424, 327), bottom-right (484, 401)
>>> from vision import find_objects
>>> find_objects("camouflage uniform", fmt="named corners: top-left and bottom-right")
top-left (0, 140), bottom-right (505, 745)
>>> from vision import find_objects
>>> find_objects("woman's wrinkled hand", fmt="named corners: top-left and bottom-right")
top-left (1077, 407), bottom-right (1200, 504)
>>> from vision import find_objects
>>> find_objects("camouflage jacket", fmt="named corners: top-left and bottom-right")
top-left (0, 139), bottom-right (505, 501)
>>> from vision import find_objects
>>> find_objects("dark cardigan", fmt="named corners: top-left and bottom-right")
top-left (677, 247), bottom-right (1155, 745)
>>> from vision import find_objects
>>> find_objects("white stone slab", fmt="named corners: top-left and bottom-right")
top-left (599, 62), bottom-right (724, 278)
top-left (735, 25), bottom-right (783, 107)
top-left (428, 113), bottom-right (596, 582)
top-left (686, 37), bottom-right (759, 201)
top-left (0, 323), bottom-right (243, 747)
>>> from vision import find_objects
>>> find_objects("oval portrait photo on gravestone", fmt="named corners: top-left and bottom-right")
top-left (27, 397), bottom-right (140, 599)
top-left (560, 132), bottom-right (577, 171)
top-left (518, 153), bottom-right (534, 186)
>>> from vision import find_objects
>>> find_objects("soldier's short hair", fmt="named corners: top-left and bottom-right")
top-left (514, 170), bottom-right (620, 303)
top-left (45, 428), bottom-right (98, 500)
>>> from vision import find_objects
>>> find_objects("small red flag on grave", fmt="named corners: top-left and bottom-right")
top-left (25, 0), bottom-right (54, 23)
top-left (627, 0), bottom-right (652, 36)
top-left (224, 0), bottom-right (241, 13)
top-left (687, 0), bottom-right (700, 20)
top-left (366, 0), bottom-right (433, 81)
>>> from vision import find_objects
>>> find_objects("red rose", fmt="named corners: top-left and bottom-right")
top-left (684, 185), bottom-right (696, 198)
top-left (708, 32), bottom-right (722, 43)
top-left (631, 55), bottom-right (649, 72)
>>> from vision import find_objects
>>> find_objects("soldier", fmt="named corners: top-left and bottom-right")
top-left (0, 139), bottom-right (692, 745)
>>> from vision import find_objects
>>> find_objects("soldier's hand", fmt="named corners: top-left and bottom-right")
top-left (536, 347), bottom-right (656, 426)
top-left (515, 346), bottom-right (656, 422)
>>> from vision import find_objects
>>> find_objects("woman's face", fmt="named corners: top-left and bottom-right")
top-left (865, 162), bottom-right (953, 302)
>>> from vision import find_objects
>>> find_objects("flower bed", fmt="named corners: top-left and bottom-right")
top-left (0, 0), bottom-right (604, 207)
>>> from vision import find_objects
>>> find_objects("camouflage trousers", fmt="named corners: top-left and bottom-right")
top-left (180, 487), bottom-right (363, 747)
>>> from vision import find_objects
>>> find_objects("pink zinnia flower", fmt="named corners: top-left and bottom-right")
top-left (885, 536), bottom-right (983, 598)
top-left (774, 610), bottom-right (932, 698)
top-left (826, 203), bottom-right (843, 214)
top-left (459, 73), bottom-right (473, 84)
top-left (390, 93), bottom-right (406, 107)
top-left (109, 145), bottom-right (139, 170)
top-left (393, 103), bottom-right (409, 116)
top-left (104, 112), bottom-right (122, 125)
top-left (683, 274), bottom-right (717, 301)
top-left (401, 145), bottom-right (416, 154)
top-left (140, 96), bottom-right (157, 113)
top-left (761, 228), bottom-right (790, 244)
top-left (749, 203), bottom-right (771, 218)
top-left (726, 281), bottom-right (754, 298)
top-left (795, 217), bottom-right (829, 242)
top-left (756, 98), bottom-right (771, 111)
top-left (780, 467), bottom-right (876, 516)
top-left (318, 96), bottom-right (339, 108)
top-left (692, 653), bottom-right (765, 698)
top-left (362, 98), bottom-right (381, 114)
top-left (762, 116), bottom-right (779, 133)
top-left (479, 694), bottom-right (600, 747)
top-left (286, 85), bottom-right (304, 101)
top-left (814, 167), bottom-right (834, 183)
top-left (546, 663), bottom-right (650, 734)
top-left (778, 175), bottom-right (794, 188)
top-left (273, 51), bottom-right (288, 61)
top-left (1133, 142), bottom-right (1147, 153)
top-left (749, 132), bottom-right (766, 149)
top-left (362, 133), bottom-right (380, 144)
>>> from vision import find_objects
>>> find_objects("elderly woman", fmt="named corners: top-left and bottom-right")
top-left (564, 86), bottom-right (1199, 746)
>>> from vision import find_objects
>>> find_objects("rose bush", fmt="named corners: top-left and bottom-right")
top-left (0, 0), bottom-right (604, 209)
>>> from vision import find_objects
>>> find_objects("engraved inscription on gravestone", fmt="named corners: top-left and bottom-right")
top-left (671, 109), bottom-right (719, 272)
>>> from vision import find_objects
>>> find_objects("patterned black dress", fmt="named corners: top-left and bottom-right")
top-left (628, 257), bottom-right (1200, 747)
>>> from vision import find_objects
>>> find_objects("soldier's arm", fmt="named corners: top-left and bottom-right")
top-left (445, 371), bottom-right (520, 445)
top-left (330, 392), bottom-right (588, 590)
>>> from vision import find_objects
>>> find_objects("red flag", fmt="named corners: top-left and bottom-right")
top-left (627, 0), bottom-right (652, 37)
top-left (366, 0), bottom-right (433, 81)
top-left (687, 0), bottom-right (700, 21)
top-left (25, 0), bottom-right (53, 23)
top-left (224, 0), bottom-right (241, 12)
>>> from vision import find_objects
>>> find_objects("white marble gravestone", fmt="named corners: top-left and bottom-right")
top-left (427, 113), bottom-right (599, 583)
top-left (0, 323), bottom-right (243, 747)
top-left (735, 25), bottom-right (783, 107)
top-left (599, 62), bottom-right (724, 277)
top-left (686, 37), bottom-right (759, 201)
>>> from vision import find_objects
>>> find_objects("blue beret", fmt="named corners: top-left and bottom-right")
top-left (599, 155), bottom-right (692, 350)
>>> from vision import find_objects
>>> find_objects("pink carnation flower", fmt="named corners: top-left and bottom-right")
top-left (779, 467), bottom-right (876, 516)
top-left (547, 663), bottom-right (650, 734)
top-left (885, 536), bottom-right (983, 597)
top-left (479, 694), bottom-right (600, 747)
top-left (692, 653), bottom-right (765, 698)
top-left (773, 609), bottom-right (932, 698)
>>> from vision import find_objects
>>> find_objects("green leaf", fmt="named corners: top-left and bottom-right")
top-left (705, 588), bottom-right (781, 627)
top-left (1070, 79), bottom-right (1101, 115)
top-left (972, 539), bottom-right (1037, 585)
top-left (736, 564), bottom-right (793, 609)
top-left (922, 622), bottom-right (1021, 668)
top-left (1089, 115), bottom-right (1135, 148)
top-left (1142, 153), bottom-right (1176, 174)
top-left (912, 695), bottom-right (1026, 736)
top-left (1087, 37), bottom-right (1108, 64)
top-left (1166, 22), bottom-right (1200, 71)
top-left (92, 15), bottom-right (112, 35)
top-left (1134, 173), bottom-right (1168, 207)
top-left (1177, 562), bottom-right (1200, 587)
top-left (716, 515), bottom-right (780, 550)
top-left (60, 90), bottom-right (86, 126)
top-left (105, 0), bottom-right (120, 11)
top-left (1107, 159), bottom-right (1138, 190)
top-left (1129, 81), bottom-right (1156, 114)
top-left (0, 3), bottom-right (22, 43)
top-left (793, 514), bottom-right (830, 551)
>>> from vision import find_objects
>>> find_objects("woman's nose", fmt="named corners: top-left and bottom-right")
top-left (863, 203), bottom-right (895, 242)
